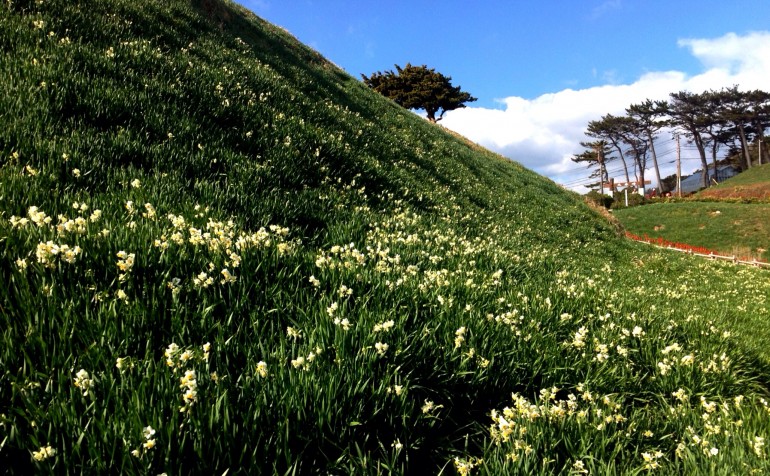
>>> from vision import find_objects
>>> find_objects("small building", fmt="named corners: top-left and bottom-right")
top-left (673, 164), bottom-right (740, 195)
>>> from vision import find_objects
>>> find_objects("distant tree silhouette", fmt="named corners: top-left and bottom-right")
top-left (586, 115), bottom-right (633, 185)
top-left (571, 140), bottom-right (614, 194)
top-left (627, 100), bottom-right (669, 192)
top-left (362, 63), bottom-right (476, 122)
top-left (668, 91), bottom-right (712, 188)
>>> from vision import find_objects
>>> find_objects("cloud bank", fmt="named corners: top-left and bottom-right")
top-left (441, 31), bottom-right (770, 190)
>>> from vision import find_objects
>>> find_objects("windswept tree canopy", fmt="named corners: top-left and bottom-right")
top-left (572, 140), bottom-right (614, 193)
top-left (362, 63), bottom-right (477, 122)
top-left (580, 87), bottom-right (769, 194)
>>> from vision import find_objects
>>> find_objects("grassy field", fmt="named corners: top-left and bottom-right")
top-left (2, 0), bottom-right (770, 474)
top-left (697, 163), bottom-right (770, 201)
top-left (614, 202), bottom-right (770, 261)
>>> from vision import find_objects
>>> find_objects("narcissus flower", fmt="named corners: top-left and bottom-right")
top-left (256, 361), bottom-right (268, 378)
top-left (32, 445), bottom-right (56, 461)
top-left (374, 342), bottom-right (389, 356)
top-left (73, 369), bottom-right (94, 396)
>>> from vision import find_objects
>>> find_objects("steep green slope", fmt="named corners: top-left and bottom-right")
top-left (2, 1), bottom-right (770, 475)
top-left (697, 163), bottom-right (770, 201)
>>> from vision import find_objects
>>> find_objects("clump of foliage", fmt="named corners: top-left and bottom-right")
top-left (585, 190), bottom-right (614, 209)
top-left (610, 191), bottom-right (648, 209)
top-left (585, 190), bottom-right (648, 210)
top-left (362, 63), bottom-right (476, 122)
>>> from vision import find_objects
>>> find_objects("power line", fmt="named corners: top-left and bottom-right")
top-left (556, 155), bottom-right (725, 189)
top-left (552, 128), bottom-right (747, 190)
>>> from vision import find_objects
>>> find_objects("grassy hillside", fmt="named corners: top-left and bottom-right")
top-left (2, 1), bottom-right (770, 474)
top-left (696, 163), bottom-right (770, 201)
top-left (614, 202), bottom-right (770, 261)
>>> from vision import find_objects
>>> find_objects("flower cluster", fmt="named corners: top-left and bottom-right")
top-left (179, 369), bottom-right (198, 413)
top-left (32, 445), bottom-right (56, 462)
top-left (387, 384), bottom-right (405, 396)
top-left (35, 241), bottom-right (82, 267)
top-left (641, 450), bottom-right (665, 470)
top-left (220, 268), bottom-right (237, 284)
top-left (193, 271), bottom-right (214, 288)
top-left (374, 342), bottom-right (389, 356)
top-left (454, 326), bottom-right (467, 349)
top-left (28, 206), bottom-right (51, 227)
top-left (115, 356), bottom-right (135, 372)
top-left (373, 320), bottom-right (395, 333)
top-left (291, 347), bottom-right (323, 371)
top-left (131, 425), bottom-right (157, 458)
top-left (315, 243), bottom-right (366, 270)
top-left (164, 342), bottom-right (209, 369)
top-left (152, 211), bottom-right (295, 293)
top-left (116, 250), bottom-right (135, 281)
top-left (421, 399), bottom-right (443, 415)
top-left (286, 327), bottom-right (302, 341)
top-left (256, 361), bottom-right (268, 378)
top-left (453, 456), bottom-right (483, 475)
top-left (488, 386), bottom-right (628, 450)
top-left (73, 369), bottom-right (94, 396)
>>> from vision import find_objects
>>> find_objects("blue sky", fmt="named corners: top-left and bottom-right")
top-left (238, 0), bottom-right (770, 191)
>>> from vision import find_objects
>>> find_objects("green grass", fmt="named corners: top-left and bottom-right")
top-left (709, 162), bottom-right (770, 188)
top-left (2, 0), bottom-right (770, 474)
top-left (614, 202), bottom-right (770, 261)
top-left (696, 163), bottom-right (770, 201)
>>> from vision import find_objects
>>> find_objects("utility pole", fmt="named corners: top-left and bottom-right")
top-left (676, 134), bottom-right (682, 198)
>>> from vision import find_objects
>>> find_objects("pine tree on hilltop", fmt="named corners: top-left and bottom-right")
top-left (362, 63), bottom-right (476, 123)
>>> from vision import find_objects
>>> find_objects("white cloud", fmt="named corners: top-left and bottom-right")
top-left (679, 31), bottom-right (770, 77)
top-left (590, 0), bottom-right (622, 20)
top-left (441, 31), bottom-right (770, 191)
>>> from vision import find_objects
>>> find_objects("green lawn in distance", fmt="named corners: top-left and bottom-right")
top-left (697, 163), bottom-right (770, 201)
top-left (614, 202), bottom-right (770, 261)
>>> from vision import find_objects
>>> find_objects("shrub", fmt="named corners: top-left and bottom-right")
top-left (585, 190), bottom-right (614, 209)
top-left (610, 190), bottom-right (647, 208)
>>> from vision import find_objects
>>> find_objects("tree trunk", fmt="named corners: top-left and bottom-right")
top-left (693, 134), bottom-right (709, 188)
top-left (631, 146), bottom-right (644, 196)
top-left (633, 150), bottom-right (646, 196)
top-left (597, 146), bottom-right (605, 195)
top-left (611, 141), bottom-right (631, 184)
top-left (737, 123), bottom-right (751, 170)
top-left (756, 121), bottom-right (768, 165)
top-left (648, 134), bottom-right (664, 193)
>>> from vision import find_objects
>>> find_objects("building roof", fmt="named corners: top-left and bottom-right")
top-left (674, 164), bottom-right (739, 194)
